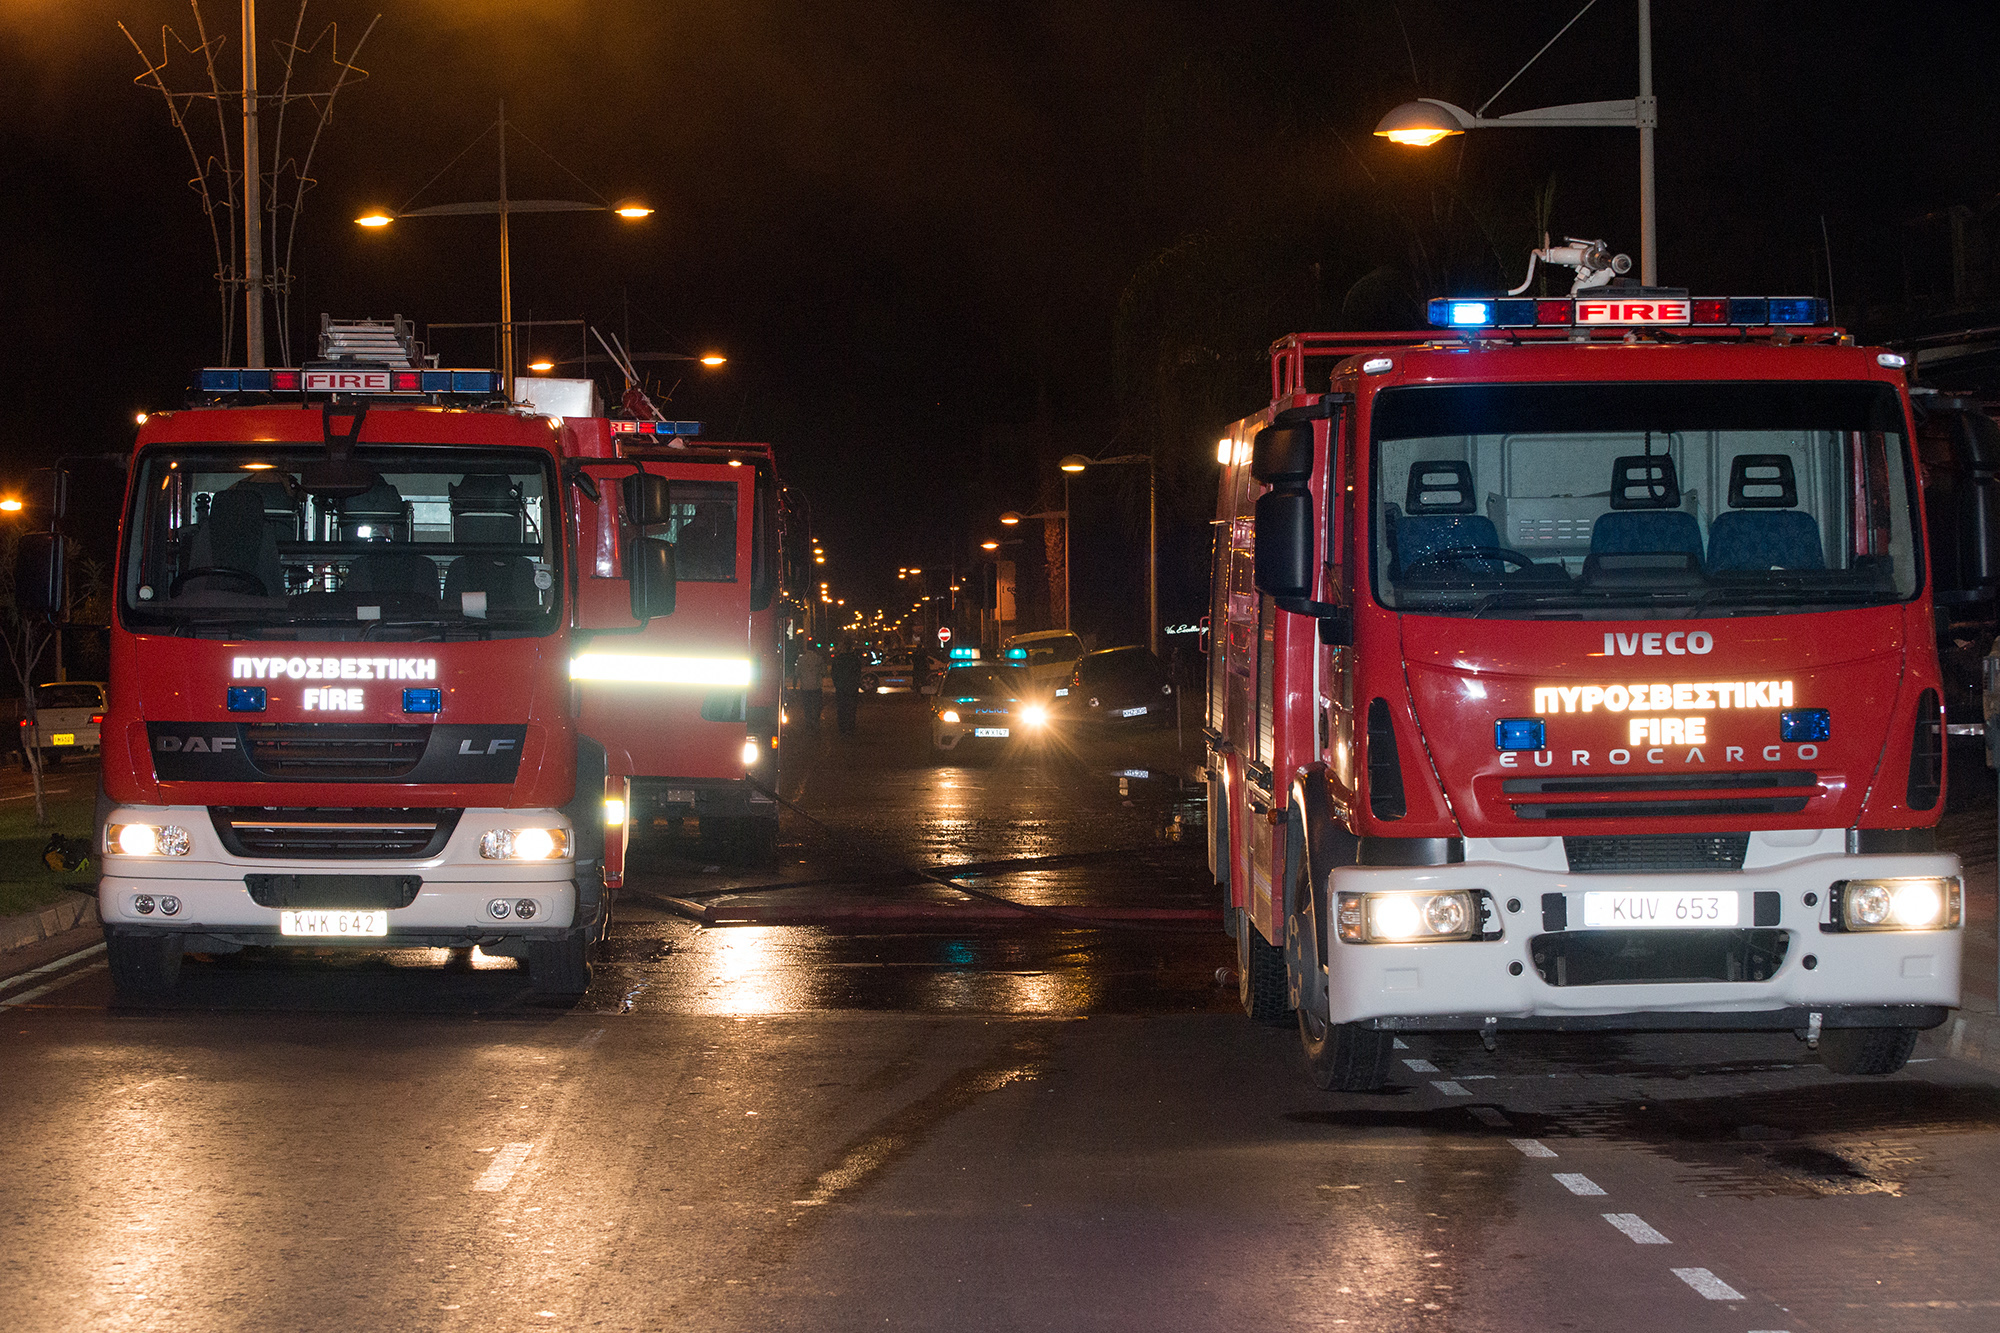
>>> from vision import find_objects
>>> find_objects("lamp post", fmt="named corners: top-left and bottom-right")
top-left (356, 100), bottom-right (652, 386)
top-left (1059, 453), bottom-right (1158, 656)
top-left (1373, 0), bottom-right (1658, 286)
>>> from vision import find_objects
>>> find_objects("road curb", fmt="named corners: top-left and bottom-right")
top-left (1919, 994), bottom-right (2000, 1076)
top-left (0, 890), bottom-right (98, 956)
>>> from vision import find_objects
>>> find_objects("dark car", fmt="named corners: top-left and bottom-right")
top-left (1059, 646), bottom-right (1174, 727)
top-left (930, 663), bottom-right (1050, 756)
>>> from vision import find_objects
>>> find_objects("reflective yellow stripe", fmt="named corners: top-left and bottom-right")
top-left (569, 654), bottom-right (752, 686)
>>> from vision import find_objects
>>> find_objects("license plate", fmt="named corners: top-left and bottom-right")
top-left (1581, 890), bottom-right (1738, 929)
top-left (51, 734), bottom-right (74, 745)
top-left (280, 910), bottom-right (389, 937)
top-left (974, 727), bottom-right (1010, 738)
top-left (1118, 707), bottom-right (1149, 718)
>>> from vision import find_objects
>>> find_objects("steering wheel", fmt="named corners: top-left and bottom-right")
top-left (1403, 546), bottom-right (1536, 577)
top-left (170, 566), bottom-right (268, 596)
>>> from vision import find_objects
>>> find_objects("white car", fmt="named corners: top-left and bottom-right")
top-left (1000, 630), bottom-right (1085, 690)
top-left (20, 680), bottom-right (107, 768)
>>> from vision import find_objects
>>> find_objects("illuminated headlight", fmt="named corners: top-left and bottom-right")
top-left (741, 737), bottom-right (761, 766)
top-left (939, 709), bottom-right (961, 724)
top-left (1020, 704), bottom-right (1049, 728)
top-left (109, 823), bottom-right (191, 857)
top-left (1833, 877), bottom-right (1960, 931)
top-left (478, 827), bottom-right (572, 860)
top-left (1337, 890), bottom-right (1482, 943)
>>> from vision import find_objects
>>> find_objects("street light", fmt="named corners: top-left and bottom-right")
top-left (355, 99), bottom-right (652, 385)
top-left (1373, 0), bottom-right (1658, 286)
top-left (1060, 454), bottom-right (1158, 655)
top-left (997, 507), bottom-right (1069, 632)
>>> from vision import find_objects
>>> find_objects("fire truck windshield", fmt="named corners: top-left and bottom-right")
top-left (119, 446), bottom-right (562, 639)
top-left (1369, 380), bottom-right (1921, 619)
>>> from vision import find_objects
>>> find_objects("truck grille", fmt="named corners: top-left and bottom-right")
top-left (1530, 928), bottom-right (1791, 986)
top-left (245, 724), bottom-right (430, 780)
top-left (1508, 771), bottom-right (1817, 822)
top-left (211, 808), bottom-right (461, 860)
top-left (1564, 834), bottom-right (1750, 873)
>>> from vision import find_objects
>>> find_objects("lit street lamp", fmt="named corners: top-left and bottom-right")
top-left (1373, 0), bottom-right (1659, 286)
top-left (356, 100), bottom-right (652, 386)
top-left (1059, 453), bottom-right (1158, 655)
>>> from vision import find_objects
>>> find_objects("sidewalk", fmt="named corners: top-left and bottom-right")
top-left (0, 890), bottom-right (97, 956)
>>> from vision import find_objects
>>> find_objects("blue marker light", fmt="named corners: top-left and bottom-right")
top-left (1779, 708), bottom-right (1830, 742)
top-left (1005, 647), bottom-right (1027, 660)
top-left (403, 688), bottom-right (443, 714)
top-left (1494, 718), bottom-right (1546, 751)
top-left (227, 686), bottom-right (266, 712)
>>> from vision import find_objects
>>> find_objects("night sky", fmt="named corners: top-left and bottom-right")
top-left (5, 0), bottom-right (1998, 637)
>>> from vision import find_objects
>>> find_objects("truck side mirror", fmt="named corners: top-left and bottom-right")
top-left (628, 536), bottom-right (677, 621)
top-left (1251, 422), bottom-right (1313, 484)
top-left (1253, 488), bottom-right (1313, 599)
top-left (622, 473), bottom-right (672, 527)
top-left (13, 533), bottom-right (64, 622)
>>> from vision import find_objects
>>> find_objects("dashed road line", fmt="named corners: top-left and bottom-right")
top-left (1, 960), bottom-right (108, 1008)
top-left (1671, 1267), bottom-right (1745, 1300)
top-left (473, 1142), bottom-right (534, 1192)
top-left (0, 942), bottom-right (106, 995)
top-left (1602, 1213), bottom-right (1671, 1244)
top-left (1553, 1173), bottom-right (1605, 1196)
top-left (1431, 1080), bottom-right (1471, 1096)
top-left (1509, 1138), bottom-right (1558, 1158)
top-left (1402, 1057), bottom-right (1440, 1073)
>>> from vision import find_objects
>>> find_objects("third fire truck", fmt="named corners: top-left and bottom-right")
top-left (1208, 246), bottom-right (1965, 1089)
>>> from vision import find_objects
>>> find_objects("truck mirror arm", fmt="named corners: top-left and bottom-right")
top-left (1275, 597), bottom-right (1352, 646)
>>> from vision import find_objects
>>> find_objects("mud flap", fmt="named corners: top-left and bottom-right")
top-left (1285, 904), bottom-right (1328, 1019)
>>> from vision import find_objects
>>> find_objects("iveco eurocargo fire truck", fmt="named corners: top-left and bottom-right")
top-left (1208, 242), bottom-right (1963, 1089)
top-left (91, 320), bottom-right (673, 997)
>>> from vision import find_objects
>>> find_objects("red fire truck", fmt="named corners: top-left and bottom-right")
top-left (1208, 265), bottom-right (1964, 1089)
top-left (79, 321), bottom-right (684, 997)
top-left (563, 416), bottom-right (792, 875)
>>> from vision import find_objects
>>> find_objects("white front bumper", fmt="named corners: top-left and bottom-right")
top-left (1324, 849), bottom-right (1963, 1026)
top-left (99, 804), bottom-right (578, 937)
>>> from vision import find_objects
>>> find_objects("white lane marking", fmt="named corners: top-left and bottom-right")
top-left (1467, 1106), bottom-right (1510, 1128)
top-left (1553, 1173), bottom-right (1606, 1196)
top-left (473, 1143), bottom-right (534, 1192)
top-left (1431, 1080), bottom-right (1471, 1096)
top-left (0, 961), bottom-right (108, 1009)
top-left (1510, 1138), bottom-right (1557, 1158)
top-left (1603, 1213), bottom-right (1671, 1244)
top-left (1403, 1058), bottom-right (1440, 1073)
top-left (0, 942), bottom-right (107, 995)
top-left (1671, 1267), bottom-right (1745, 1300)
top-left (1392, 1038), bottom-right (1409, 1049)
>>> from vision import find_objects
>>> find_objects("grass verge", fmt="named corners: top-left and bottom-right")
top-left (0, 783), bottom-right (96, 918)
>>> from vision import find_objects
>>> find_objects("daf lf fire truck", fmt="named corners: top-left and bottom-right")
top-left (1208, 258), bottom-right (1964, 1089)
top-left (85, 323), bottom-right (684, 997)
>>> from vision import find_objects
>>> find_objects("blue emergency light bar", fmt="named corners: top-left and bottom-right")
top-left (1426, 295), bottom-right (1830, 330)
top-left (948, 646), bottom-right (981, 661)
top-left (198, 367), bottom-right (503, 395)
top-left (609, 420), bottom-right (703, 437)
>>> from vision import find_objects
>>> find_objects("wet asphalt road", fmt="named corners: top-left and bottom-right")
top-left (6, 701), bottom-right (2000, 1330)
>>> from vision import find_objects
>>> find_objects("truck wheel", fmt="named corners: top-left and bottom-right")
top-left (528, 933), bottom-right (592, 998)
top-left (106, 932), bottom-right (183, 997)
top-left (1237, 909), bottom-right (1290, 1023)
top-left (1297, 1005), bottom-right (1394, 1092)
top-left (1817, 1026), bottom-right (1918, 1075)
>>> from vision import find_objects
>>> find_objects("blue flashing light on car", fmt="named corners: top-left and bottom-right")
top-left (226, 686), bottom-right (267, 712)
top-left (1779, 708), bottom-right (1831, 742)
top-left (403, 688), bottom-right (443, 714)
top-left (1494, 718), bottom-right (1546, 752)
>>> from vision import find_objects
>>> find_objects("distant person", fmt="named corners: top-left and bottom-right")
top-left (830, 642), bottom-right (865, 734)
top-left (794, 641), bottom-right (826, 728)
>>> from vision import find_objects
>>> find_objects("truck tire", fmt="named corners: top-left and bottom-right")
top-left (528, 933), bottom-right (592, 998)
top-left (1817, 1026), bottom-right (1919, 1076)
top-left (106, 932), bottom-right (182, 997)
top-left (1298, 1005), bottom-right (1394, 1092)
top-left (1237, 909), bottom-right (1290, 1023)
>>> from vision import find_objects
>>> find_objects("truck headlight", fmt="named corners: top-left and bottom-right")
top-left (108, 823), bottom-right (191, 857)
top-left (1337, 890), bottom-right (1482, 943)
top-left (479, 827), bottom-right (571, 860)
top-left (1831, 877), bottom-right (1960, 931)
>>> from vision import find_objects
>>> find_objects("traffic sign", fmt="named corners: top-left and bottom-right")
top-left (937, 627), bottom-right (952, 647)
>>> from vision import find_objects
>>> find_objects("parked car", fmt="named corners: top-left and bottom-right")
top-left (19, 680), bottom-right (107, 768)
top-left (1000, 630), bottom-right (1084, 689)
top-left (930, 663), bottom-right (1049, 757)
top-left (861, 653), bottom-right (916, 693)
top-left (1058, 646), bottom-right (1174, 727)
